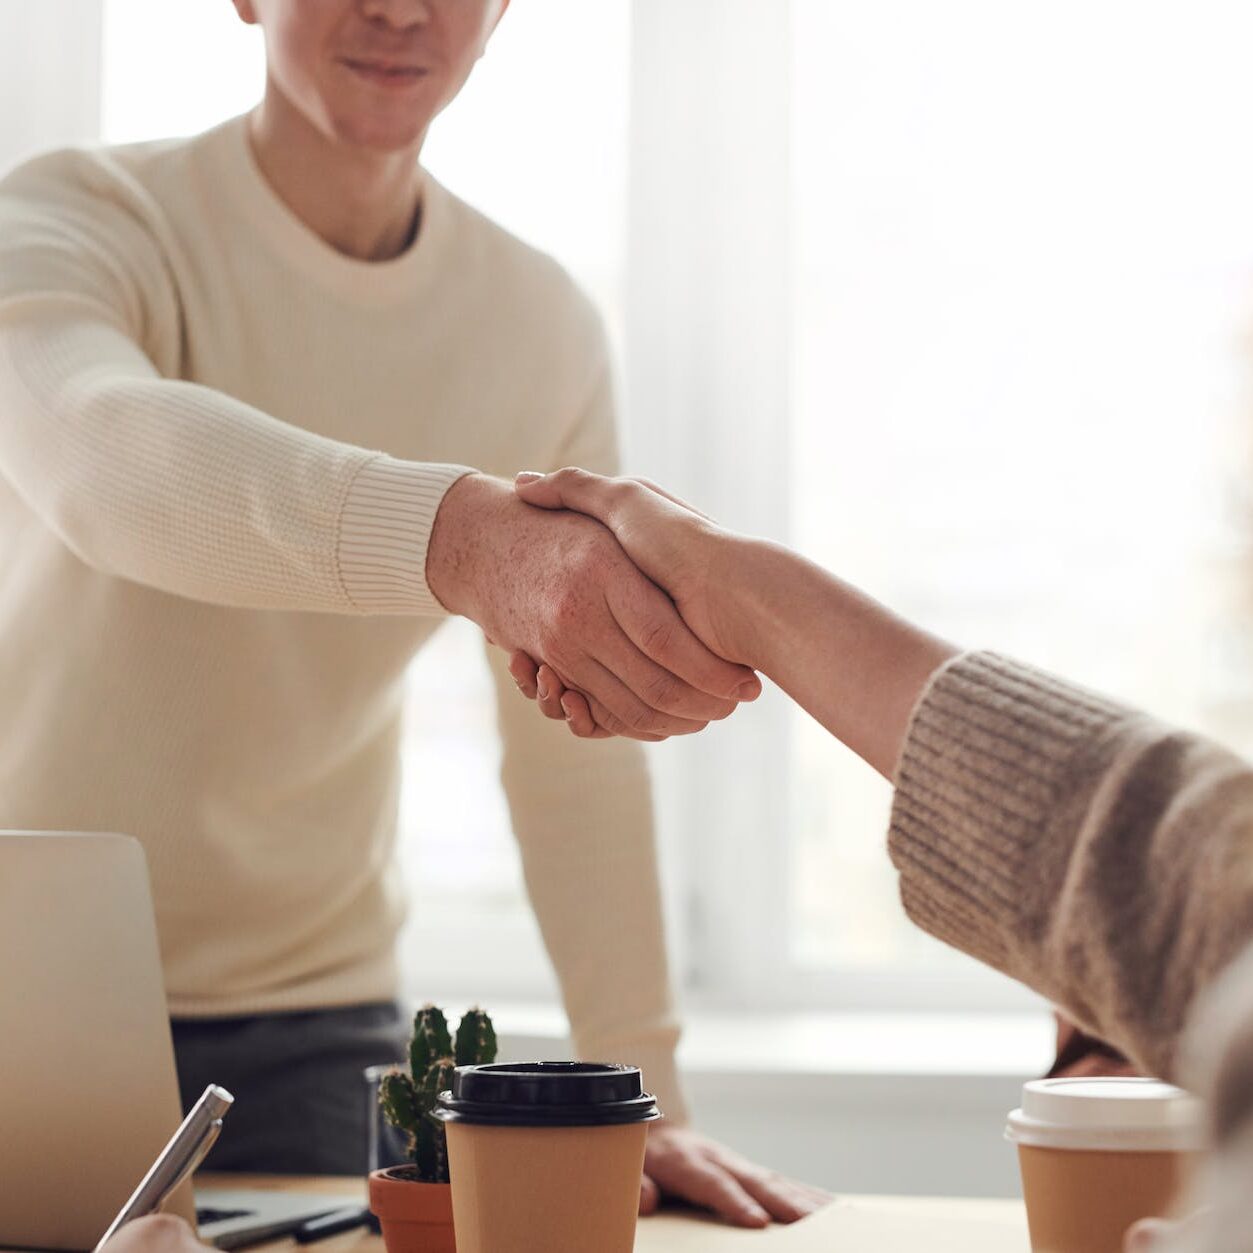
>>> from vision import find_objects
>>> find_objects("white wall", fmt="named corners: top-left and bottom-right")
top-left (0, 1), bottom-right (102, 174)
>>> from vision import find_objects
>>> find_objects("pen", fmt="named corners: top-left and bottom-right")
top-left (293, 1206), bottom-right (372, 1243)
top-left (94, 1084), bottom-right (235, 1252)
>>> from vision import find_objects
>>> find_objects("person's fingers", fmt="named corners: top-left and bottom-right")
top-left (102, 1215), bottom-right (203, 1253)
top-left (1124, 1218), bottom-right (1177, 1253)
top-left (728, 1167), bottom-right (830, 1224)
top-left (533, 663), bottom-right (567, 721)
top-left (639, 1173), bottom-right (662, 1216)
top-left (695, 1142), bottom-right (829, 1224)
top-left (508, 650), bottom-right (540, 700)
top-left (607, 578), bottom-right (760, 703)
top-left (595, 602), bottom-right (742, 723)
top-left (630, 475), bottom-right (713, 521)
top-left (514, 466), bottom-right (624, 523)
top-left (585, 652), bottom-right (711, 739)
top-left (669, 1159), bottom-right (770, 1229)
top-left (561, 654), bottom-right (705, 740)
top-left (558, 689), bottom-right (608, 738)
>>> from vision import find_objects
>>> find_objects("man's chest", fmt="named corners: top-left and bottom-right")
top-left (155, 254), bottom-right (573, 476)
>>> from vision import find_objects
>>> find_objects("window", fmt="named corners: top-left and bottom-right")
top-left (787, 1), bottom-right (1253, 982)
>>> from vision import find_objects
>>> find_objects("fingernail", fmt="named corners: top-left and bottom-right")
top-left (736, 678), bottom-right (762, 700)
top-left (536, 677), bottom-right (549, 701)
top-left (515, 471), bottom-right (544, 484)
top-left (561, 701), bottom-right (574, 721)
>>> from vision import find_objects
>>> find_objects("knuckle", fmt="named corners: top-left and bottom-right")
top-left (636, 615), bottom-right (676, 660)
top-left (596, 713), bottom-right (627, 737)
top-left (624, 703), bottom-right (664, 735)
top-left (545, 588), bottom-right (585, 636)
top-left (640, 670), bottom-right (681, 711)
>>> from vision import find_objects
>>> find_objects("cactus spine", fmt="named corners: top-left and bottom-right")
top-left (378, 1003), bottom-right (497, 1183)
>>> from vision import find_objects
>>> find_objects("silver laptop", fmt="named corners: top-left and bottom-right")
top-left (0, 832), bottom-right (338, 1251)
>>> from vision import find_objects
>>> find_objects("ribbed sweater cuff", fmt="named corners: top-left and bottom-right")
top-left (336, 456), bottom-right (475, 614)
top-left (888, 651), bottom-right (1131, 973)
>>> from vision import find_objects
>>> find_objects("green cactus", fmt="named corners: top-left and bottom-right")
top-left (409, 1004), bottom-right (453, 1078)
top-left (379, 1003), bottom-right (497, 1183)
top-left (455, 1008), bottom-right (497, 1067)
top-left (378, 1072), bottom-right (420, 1135)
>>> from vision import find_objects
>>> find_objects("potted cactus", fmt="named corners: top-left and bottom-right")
top-left (368, 1004), bottom-right (497, 1253)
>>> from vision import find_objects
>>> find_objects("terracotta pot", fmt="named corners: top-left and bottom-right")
top-left (368, 1166), bottom-right (456, 1253)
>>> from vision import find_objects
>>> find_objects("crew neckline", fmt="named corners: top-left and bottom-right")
top-left (206, 113), bottom-right (446, 307)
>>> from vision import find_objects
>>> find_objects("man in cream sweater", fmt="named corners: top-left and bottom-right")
top-left (0, 0), bottom-right (823, 1226)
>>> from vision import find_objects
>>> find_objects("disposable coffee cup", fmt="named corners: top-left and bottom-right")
top-left (434, 1061), bottom-right (660, 1253)
top-left (1006, 1078), bottom-right (1204, 1253)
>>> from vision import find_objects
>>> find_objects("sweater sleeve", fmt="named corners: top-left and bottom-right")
top-left (487, 348), bottom-right (688, 1124)
top-left (889, 651), bottom-right (1253, 1082)
top-left (0, 156), bottom-right (472, 614)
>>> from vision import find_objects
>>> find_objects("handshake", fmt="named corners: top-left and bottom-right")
top-left (426, 468), bottom-right (767, 743)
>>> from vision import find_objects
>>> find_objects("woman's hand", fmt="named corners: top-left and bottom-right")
top-left (100, 1215), bottom-right (205, 1253)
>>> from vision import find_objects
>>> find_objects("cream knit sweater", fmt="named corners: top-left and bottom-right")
top-left (892, 652), bottom-right (1253, 1247)
top-left (0, 116), bottom-right (684, 1120)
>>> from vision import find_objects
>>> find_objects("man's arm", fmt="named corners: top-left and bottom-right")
top-left (0, 170), bottom-right (754, 732)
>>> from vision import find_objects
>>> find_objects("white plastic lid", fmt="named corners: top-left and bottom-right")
top-left (1005, 1078), bottom-right (1205, 1152)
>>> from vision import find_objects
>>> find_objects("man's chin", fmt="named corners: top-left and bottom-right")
top-left (331, 112), bottom-right (432, 156)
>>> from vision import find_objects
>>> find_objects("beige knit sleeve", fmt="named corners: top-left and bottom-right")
top-left (889, 651), bottom-right (1253, 1081)
top-left (0, 163), bottom-right (471, 614)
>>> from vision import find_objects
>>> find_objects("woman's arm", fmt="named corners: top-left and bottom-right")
top-left (511, 468), bottom-right (956, 777)
top-left (510, 469), bottom-right (1253, 1083)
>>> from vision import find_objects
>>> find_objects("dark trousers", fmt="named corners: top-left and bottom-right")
top-left (172, 1002), bottom-right (411, 1176)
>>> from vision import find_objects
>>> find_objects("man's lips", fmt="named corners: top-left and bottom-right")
top-left (339, 57), bottom-right (430, 88)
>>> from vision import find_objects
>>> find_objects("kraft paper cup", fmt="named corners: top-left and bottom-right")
top-left (435, 1061), bottom-right (660, 1253)
top-left (1006, 1077), bottom-right (1204, 1253)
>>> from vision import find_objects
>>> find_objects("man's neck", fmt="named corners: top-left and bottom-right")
top-left (248, 86), bottom-right (425, 262)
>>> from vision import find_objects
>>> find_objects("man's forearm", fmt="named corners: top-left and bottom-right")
top-left (726, 537), bottom-right (958, 779)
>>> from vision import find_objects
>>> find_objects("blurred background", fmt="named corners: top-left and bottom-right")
top-left (7, 0), bottom-right (1253, 1199)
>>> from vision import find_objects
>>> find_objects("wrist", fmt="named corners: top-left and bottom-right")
top-left (705, 534), bottom-right (783, 669)
top-left (425, 472), bottom-right (507, 619)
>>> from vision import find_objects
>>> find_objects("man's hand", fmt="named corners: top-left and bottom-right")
top-left (513, 469), bottom-right (750, 663)
top-left (507, 469), bottom-right (758, 738)
top-left (427, 473), bottom-right (760, 741)
top-left (641, 1124), bottom-right (830, 1228)
top-left (100, 1216), bottom-right (205, 1253)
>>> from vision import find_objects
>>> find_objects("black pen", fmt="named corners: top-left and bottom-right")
top-left (292, 1206), bottom-right (372, 1243)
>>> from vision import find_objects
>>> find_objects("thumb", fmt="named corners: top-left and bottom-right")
top-left (514, 467), bottom-right (613, 522)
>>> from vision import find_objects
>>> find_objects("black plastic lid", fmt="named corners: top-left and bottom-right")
top-left (433, 1062), bottom-right (662, 1127)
